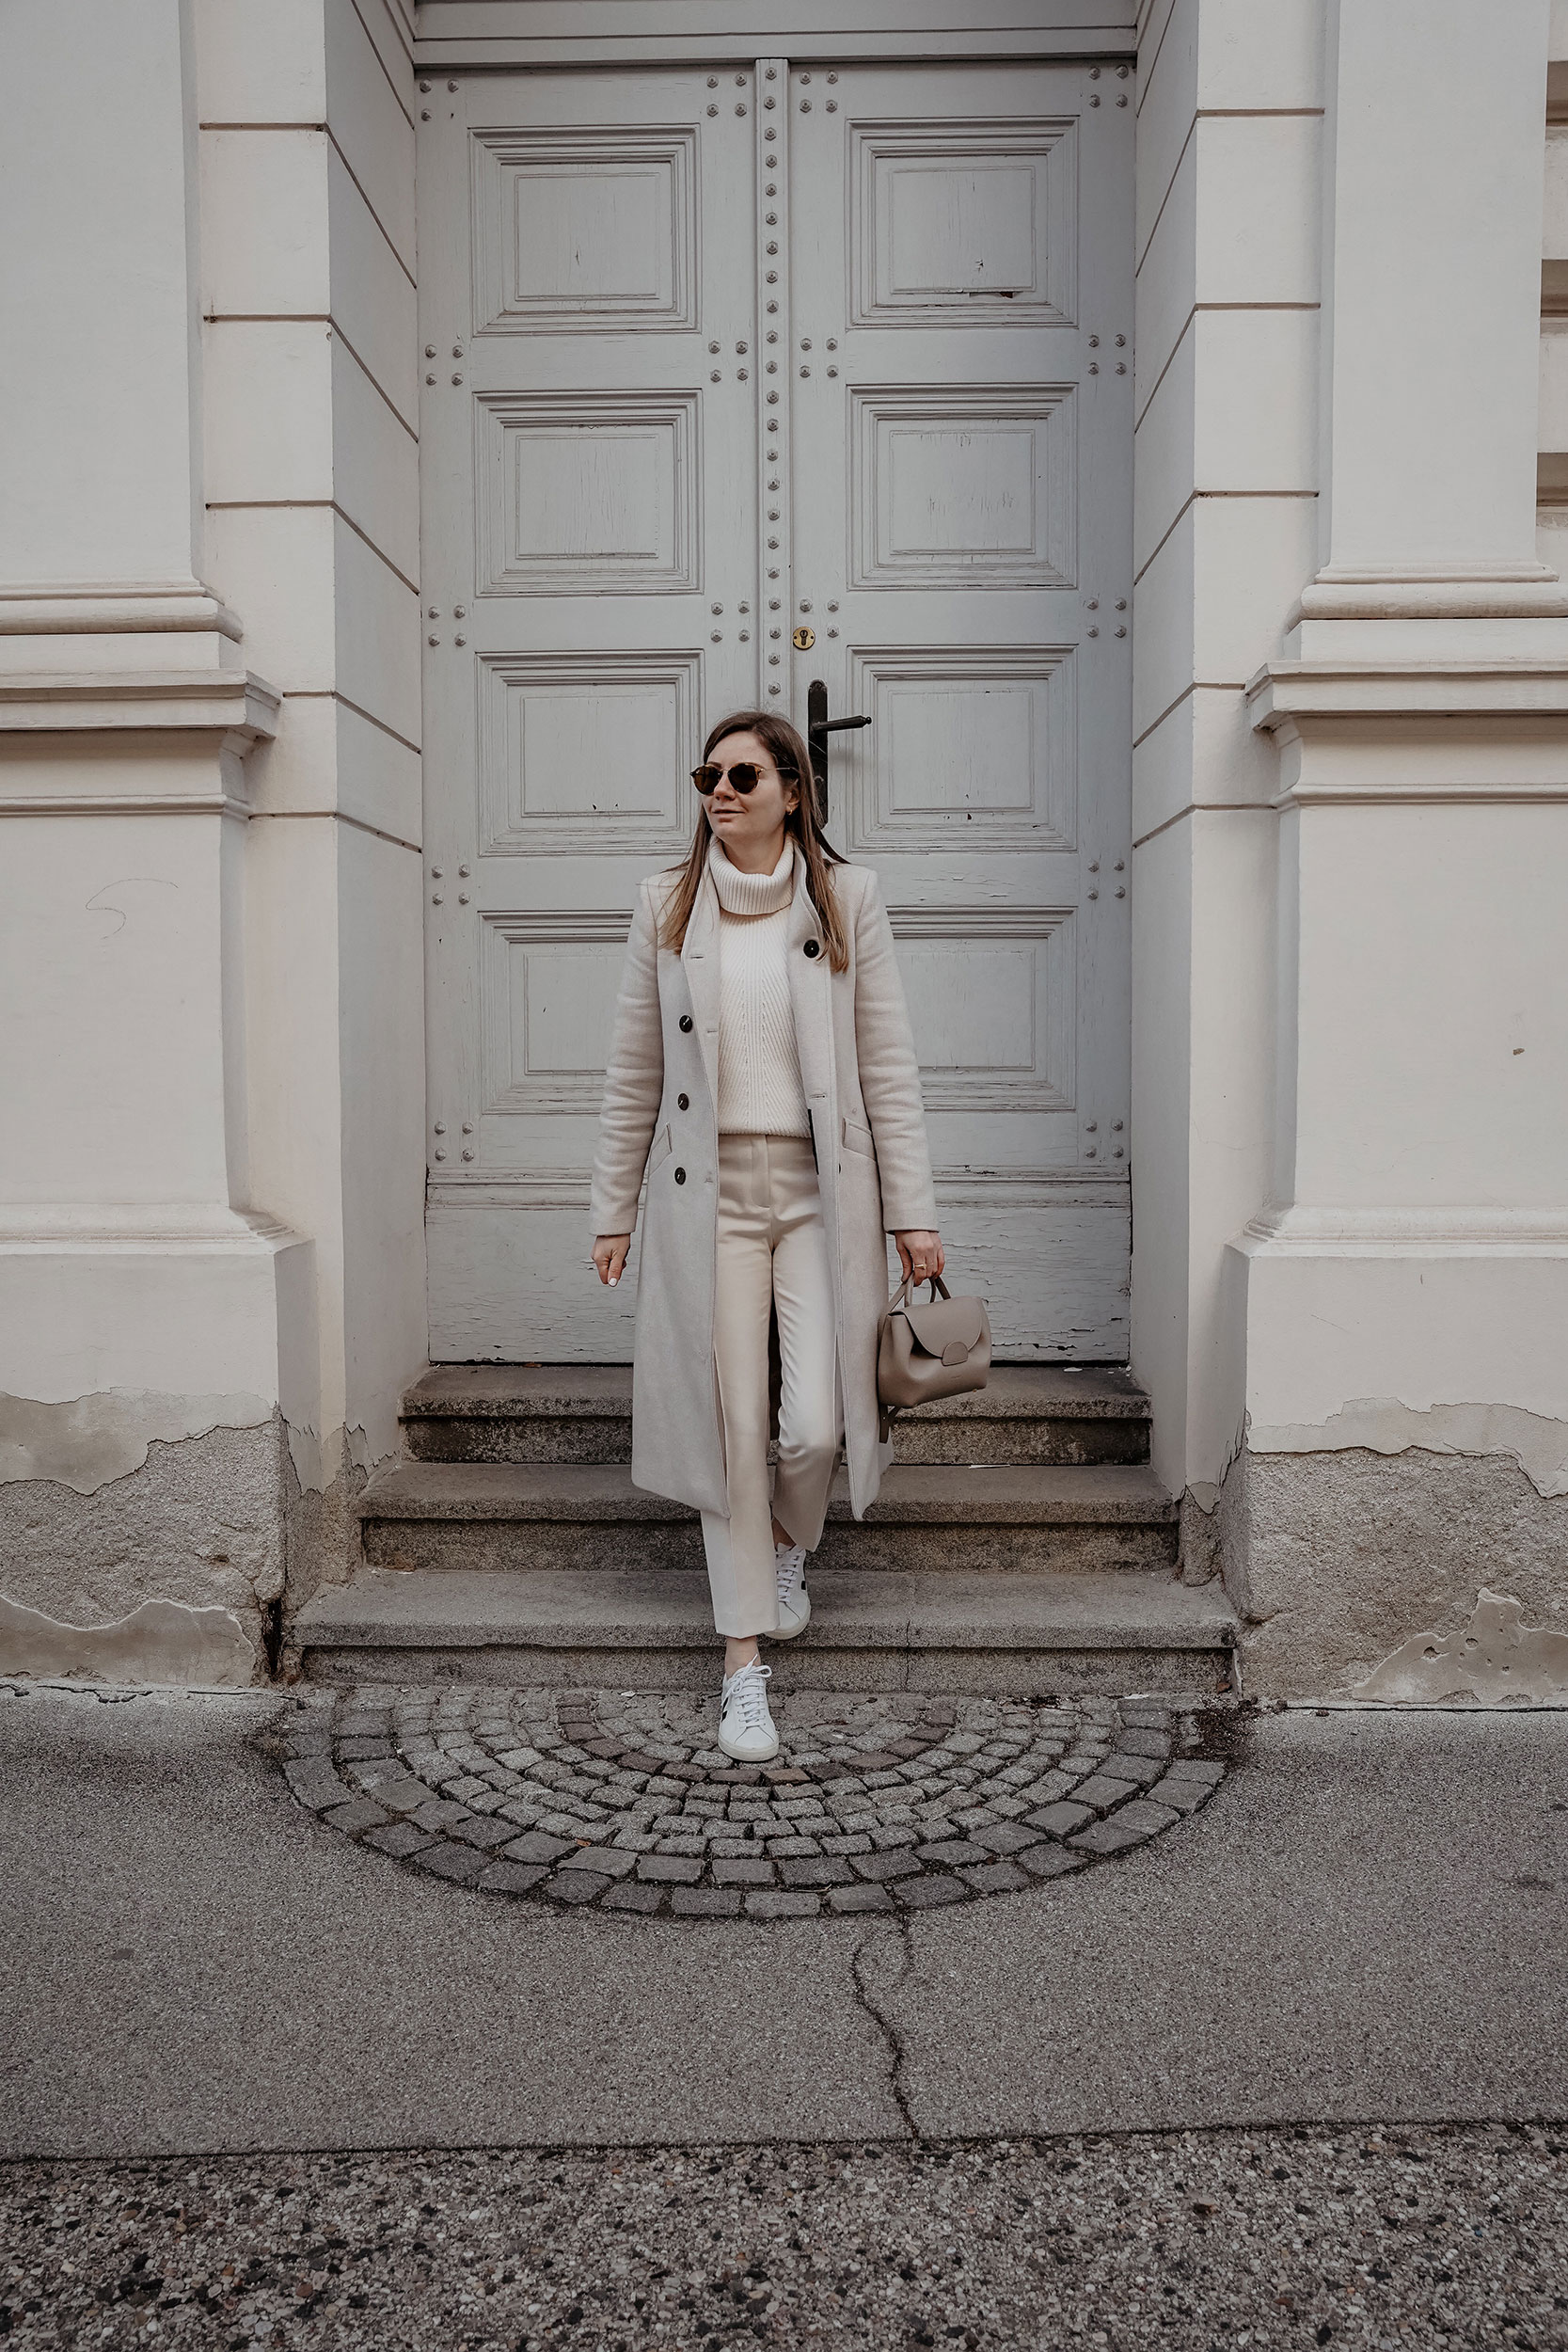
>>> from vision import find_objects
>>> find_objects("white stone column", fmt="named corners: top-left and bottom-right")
top-left (0, 0), bottom-right (235, 661)
top-left (0, 0), bottom-right (311, 1685)
top-left (1238, 0), bottom-right (1568, 1693)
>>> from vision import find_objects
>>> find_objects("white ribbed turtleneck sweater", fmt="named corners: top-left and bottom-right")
top-left (707, 835), bottom-right (811, 1138)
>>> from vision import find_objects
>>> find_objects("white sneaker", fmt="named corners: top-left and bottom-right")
top-left (718, 1656), bottom-right (779, 1763)
top-left (773, 1541), bottom-right (811, 1640)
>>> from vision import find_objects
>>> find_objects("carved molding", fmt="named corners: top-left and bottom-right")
top-left (885, 903), bottom-right (1075, 1110)
top-left (479, 909), bottom-right (634, 1115)
top-left (414, 8), bottom-right (1136, 70)
top-left (470, 124), bottom-right (698, 336)
top-left (850, 117), bottom-right (1077, 329)
top-left (478, 649), bottom-right (700, 854)
top-left (1248, 658), bottom-right (1568, 804)
top-left (850, 384), bottom-right (1076, 590)
top-left (0, 580), bottom-right (243, 641)
top-left (846, 644), bottom-right (1077, 851)
top-left (0, 672), bottom-right (279, 815)
top-left (476, 389), bottom-right (701, 595)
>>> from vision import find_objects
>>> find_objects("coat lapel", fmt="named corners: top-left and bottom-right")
top-left (785, 853), bottom-right (838, 1205)
top-left (679, 862), bottom-right (721, 1110)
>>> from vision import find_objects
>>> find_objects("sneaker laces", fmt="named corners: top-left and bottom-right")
top-left (774, 1541), bottom-right (807, 1602)
top-left (721, 1655), bottom-right (773, 1729)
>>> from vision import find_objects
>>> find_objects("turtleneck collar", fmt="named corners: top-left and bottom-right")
top-left (707, 833), bottom-right (796, 916)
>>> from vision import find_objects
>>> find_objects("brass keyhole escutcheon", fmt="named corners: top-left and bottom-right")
top-left (792, 625), bottom-right (816, 651)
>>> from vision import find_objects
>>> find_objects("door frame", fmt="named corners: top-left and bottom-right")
top-left (409, 3), bottom-right (1137, 75)
top-left (411, 4), bottom-right (1143, 1366)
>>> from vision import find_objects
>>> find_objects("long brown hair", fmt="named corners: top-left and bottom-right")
top-left (656, 708), bottom-right (849, 970)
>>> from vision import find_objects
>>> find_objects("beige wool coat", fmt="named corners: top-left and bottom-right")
top-left (589, 849), bottom-right (937, 1523)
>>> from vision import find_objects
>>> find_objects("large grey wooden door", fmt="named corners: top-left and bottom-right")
top-left (420, 57), bottom-right (1132, 1361)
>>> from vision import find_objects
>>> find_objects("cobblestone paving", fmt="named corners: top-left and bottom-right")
top-left (4, 2124), bottom-right (1565, 2350)
top-left (268, 1686), bottom-right (1227, 1917)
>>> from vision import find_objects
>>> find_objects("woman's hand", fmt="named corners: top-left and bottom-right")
top-left (895, 1230), bottom-right (944, 1287)
top-left (593, 1234), bottom-right (632, 1288)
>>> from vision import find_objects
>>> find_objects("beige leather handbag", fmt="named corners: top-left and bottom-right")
top-left (877, 1273), bottom-right (992, 1439)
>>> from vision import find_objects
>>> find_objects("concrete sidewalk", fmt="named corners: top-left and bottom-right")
top-left (2, 1683), bottom-right (1563, 2158)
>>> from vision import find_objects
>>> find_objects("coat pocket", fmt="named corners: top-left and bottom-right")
top-left (841, 1115), bottom-right (877, 1160)
top-left (645, 1124), bottom-right (673, 1176)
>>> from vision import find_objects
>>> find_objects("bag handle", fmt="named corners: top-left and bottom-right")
top-left (886, 1271), bottom-right (951, 1314)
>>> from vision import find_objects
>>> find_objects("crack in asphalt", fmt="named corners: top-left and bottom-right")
top-left (849, 1920), bottom-right (918, 2139)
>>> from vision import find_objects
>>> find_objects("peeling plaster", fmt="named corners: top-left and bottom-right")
top-left (0, 1389), bottom-right (274, 1494)
top-left (1349, 1588), bottom-right (1568, 1705)
top-left (1247, 1398), bottom-right (1568, 1498)
top-left (0, 1591), bottom-right (256, 1685)
top-left (286, 1416), bottom-right (388, 1498)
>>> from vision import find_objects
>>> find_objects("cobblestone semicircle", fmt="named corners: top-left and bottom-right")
top-left (270, 1687), bottom-right (1229, 1918)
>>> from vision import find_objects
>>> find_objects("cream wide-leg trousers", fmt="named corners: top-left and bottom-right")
top-left (700, 1132), bottom-right (843, 1638)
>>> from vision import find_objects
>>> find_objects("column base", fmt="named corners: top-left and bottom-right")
top-left (0, 1205), bottom-right (316, 1685)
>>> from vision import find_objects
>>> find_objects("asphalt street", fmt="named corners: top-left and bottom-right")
top-left (2, 1684), bottom-right (1564, 2159)
top-left (4, 2123), bottom-right (1566, 2350)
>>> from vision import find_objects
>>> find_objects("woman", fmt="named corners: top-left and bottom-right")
top-left (589, 711), bottom-right (942, 1762)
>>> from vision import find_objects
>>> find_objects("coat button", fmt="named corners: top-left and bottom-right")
top-left (803, 939), bottom-right (821, 959)
top-left (674, 1167), bottom-right (687, 1184)
top-left (679, 1013), bottom-right (693, 1031)
top-left (677, 1092), bottom-right (689, 1110)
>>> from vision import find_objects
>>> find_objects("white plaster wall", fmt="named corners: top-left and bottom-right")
top-left (1131, 0), bottom-right (1319, 1498)
top-left (1286, 802), bottom-right (1568, 1212)
top-left (0, 803), bottom-right (235, 1205)
top-left (198, 0), bottom-right (426, 1500)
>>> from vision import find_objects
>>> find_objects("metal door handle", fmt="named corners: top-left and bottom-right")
top-left (806, 677), bottom-right (870, 827)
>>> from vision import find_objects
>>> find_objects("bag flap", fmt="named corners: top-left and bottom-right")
top-left (903, 1295), bottom-right (987, 1359)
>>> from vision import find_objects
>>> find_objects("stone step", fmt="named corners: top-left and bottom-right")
top-left (292, 1565), bottom-right (1238, 1697)
top-left (404, 1362), bottom-right (1151, 1468)
top-left (356, 1460), bottom-right (1178, 1579)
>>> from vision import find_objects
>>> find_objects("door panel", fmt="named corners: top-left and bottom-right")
top-left (788, 59), bottom-right (1133, 1359)
top-left (420, 56), bottom-right (1132, 1361)
top-left (421, 70), bottom-right (758, 1358)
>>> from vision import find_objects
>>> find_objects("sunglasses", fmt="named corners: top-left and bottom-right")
top-left (691, 760), bottom-right (798, 796)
